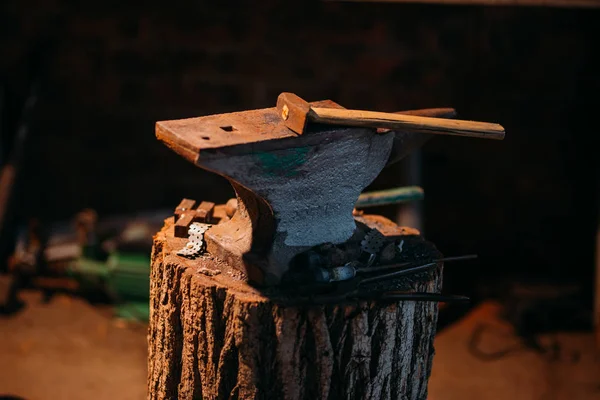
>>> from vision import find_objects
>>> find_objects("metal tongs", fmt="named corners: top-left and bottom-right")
top-left (290, 255), bottom-right (476, 305)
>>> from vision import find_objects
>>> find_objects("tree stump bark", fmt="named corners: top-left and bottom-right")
top-left (148, 217), bottom-right (442, 400)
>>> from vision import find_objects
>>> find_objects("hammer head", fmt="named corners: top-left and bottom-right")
top-left (276, 92), bottom-right (313, 135)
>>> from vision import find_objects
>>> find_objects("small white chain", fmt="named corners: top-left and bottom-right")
top-left (176, 222), bottom-right (211, 258)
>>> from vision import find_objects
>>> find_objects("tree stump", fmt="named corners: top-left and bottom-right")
top-left (148, 217), bottom-right (442, 400)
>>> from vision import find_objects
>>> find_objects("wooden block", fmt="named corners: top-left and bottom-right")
top-left (174, 213), bottom-right (194, 238)
top-left (194, 201), bottom-right (215, 222)
top-left (174, 198), bottom-right (197, 219)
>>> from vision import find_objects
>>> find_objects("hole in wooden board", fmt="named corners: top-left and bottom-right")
top-left (220, 126), bottom-right (236, 132)
top-left (202, 136), bottom-right (210, 140)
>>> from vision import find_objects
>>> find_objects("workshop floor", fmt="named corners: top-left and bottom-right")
top-left (0, 291), bottom-right (147, 400)
top-left (429, 303), bottom-right (600, 400)
top-left (0, 292), bottom-right (598, 400)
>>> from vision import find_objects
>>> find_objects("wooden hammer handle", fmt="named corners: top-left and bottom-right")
top-left (310, 107), bottom-right (505, 140)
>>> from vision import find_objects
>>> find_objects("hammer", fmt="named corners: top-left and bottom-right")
top-left (277, 92), bottom-right (505, 140)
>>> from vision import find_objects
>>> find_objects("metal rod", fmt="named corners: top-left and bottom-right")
top-left (359, 262), bottom-right (438, 285)
top-left (357, 254), bottom-right (477, 274)
top-left (355, 186), bottom-right (424, 208)
top-left (438, 254), bottom-right (478, 263)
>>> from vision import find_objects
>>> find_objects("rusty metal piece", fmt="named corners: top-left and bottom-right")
top-left (195, 201), bottom-right (215, 222)
top-left (225, 198), bottom-right (238, 218)
top-left (356, 214), bottom-right (421, 239)
top-left (276, 92), bottom-right (311, 135)
top-left (174, 198), bottom-right (196, 219)
top-left (173, 199), bottom-right (215, 238)
top-left (174, 213), bottom-right (194, 238)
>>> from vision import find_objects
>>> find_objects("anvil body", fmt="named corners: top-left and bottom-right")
top-left (157, 100), bottom-right (443, 285)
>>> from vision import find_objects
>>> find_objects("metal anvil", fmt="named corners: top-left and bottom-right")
top-left (156, 100), bottom-right (453, 285)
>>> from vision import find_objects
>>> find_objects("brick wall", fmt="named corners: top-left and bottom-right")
top-left (1, 1), bottom-right (598, 290)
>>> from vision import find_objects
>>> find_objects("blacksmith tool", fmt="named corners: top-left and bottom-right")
top-left (277, 92), bottom-right (505, 140)
top-left (298, 261), bottom-right (469, 305)
top-left (157, 94), bottom-right (504, 285)
top-left (313, 254), bottom-right (478, 283)
top-left (359, 254), bottom-right (478, 274)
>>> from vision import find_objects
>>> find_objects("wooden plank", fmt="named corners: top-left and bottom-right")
top-left (329, 0), bottom-right (600, 8)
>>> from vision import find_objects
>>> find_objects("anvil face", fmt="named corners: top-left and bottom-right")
top-left (157, 101), bottom-right (346, 162)
top-left (156, 102), bottom-right (401, 285)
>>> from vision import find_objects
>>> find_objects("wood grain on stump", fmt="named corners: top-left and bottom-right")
top-left (148, 217), bottom-right (442, 400)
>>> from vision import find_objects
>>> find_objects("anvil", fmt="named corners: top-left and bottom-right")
top-left (157, 100), bottom-right (457, 285)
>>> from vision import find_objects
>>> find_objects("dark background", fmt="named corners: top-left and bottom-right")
top-left (1, 1), bottom-right (598, 305)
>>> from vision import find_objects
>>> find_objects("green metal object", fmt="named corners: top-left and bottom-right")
top-left (356, 186), bottom-right (424, 208)
top-left (115, 301), bottom-right (150, 321)
top-left (68, 252), bottom-right (151, 321)
top-left (105, 252), bottom-right (150, 301)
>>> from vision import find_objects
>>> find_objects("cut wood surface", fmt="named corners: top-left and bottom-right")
top-left (148, 217), bottom-right (443, 400)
